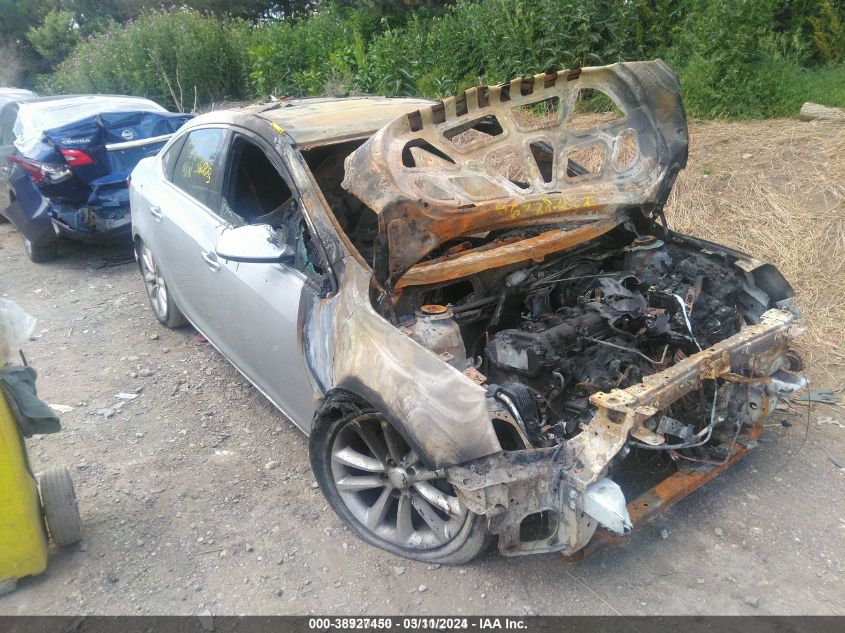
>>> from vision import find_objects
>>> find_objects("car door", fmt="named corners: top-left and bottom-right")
top-left (0, 104), bottom-right (18, 207)
top-left (149, 126), bottom-right (230, 341)
top-left (207, 131), bottom-right (323, 428)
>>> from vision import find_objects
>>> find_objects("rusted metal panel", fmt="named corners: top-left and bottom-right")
top-left (395, 221), bottom-right (617, 289)
top-left (564, 442), bottom-right (752, 561)
top-left (245, 97), bottom-right (435, 148)
top-left (447, 309), bottom-right (798, 555)
top-left (341, 60), bottom-right (688, 289)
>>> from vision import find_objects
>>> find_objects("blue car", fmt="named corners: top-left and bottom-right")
top-left (0, 95), bottom-right (191, 261)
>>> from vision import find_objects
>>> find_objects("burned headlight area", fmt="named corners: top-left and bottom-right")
top-left (391, 228), bottom-right (801, 556)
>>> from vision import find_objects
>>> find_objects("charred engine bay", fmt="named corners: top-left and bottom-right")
top-left (391, 224), bottom-right (754, 450)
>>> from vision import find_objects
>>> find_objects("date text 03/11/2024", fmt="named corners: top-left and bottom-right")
top-left (307, 618), bottom-right (528, 630)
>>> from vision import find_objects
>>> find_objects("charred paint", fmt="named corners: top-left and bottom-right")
top-left (342, 60), bottom-right (688, 290)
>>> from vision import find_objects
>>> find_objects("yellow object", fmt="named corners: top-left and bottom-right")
top-left (0, 388), bottom-right (48, 589)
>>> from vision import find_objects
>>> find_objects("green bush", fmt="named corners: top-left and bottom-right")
top-left (356, 0), bottom-right (660, 97)
top-left (42, 9), bottom-right (251, 111)
top-left (248, 6), bottom-right (381, 97)
top-left (357, 0), bottom-right (845, 116)
top-left (668, 0), bottom-right (823, 118)
top-left (33, 0), bottom-right (845, 119)
top-left (809, 0), bottom-right (845, 63)
top-left (27, 10), bottom-right (84, 66)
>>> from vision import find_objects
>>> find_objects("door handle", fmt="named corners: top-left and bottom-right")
top-left (201, 250), bottom-right (220, 272)
top-left (149, 205), bottom-right (163, 221)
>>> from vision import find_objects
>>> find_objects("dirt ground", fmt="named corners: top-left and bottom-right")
top-left (1, 119), bottom-right (844, 616)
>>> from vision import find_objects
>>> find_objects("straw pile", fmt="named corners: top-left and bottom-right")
top-left (666, 119), bottom-right (845, 384)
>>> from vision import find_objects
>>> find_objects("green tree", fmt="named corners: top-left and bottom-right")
top-left (45, 9), bottom-right (251, 110)
top-left (809, 0), bottom-right (845, 62)
top-left (27, 10), bottom-right (83, 66)
top-left (0, 0), bottom-right (56, 86)
top-left (0, 0), bottom-right (55, 42)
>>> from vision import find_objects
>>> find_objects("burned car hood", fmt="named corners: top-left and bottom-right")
top-left (342, 60), bottom-right (688, 290)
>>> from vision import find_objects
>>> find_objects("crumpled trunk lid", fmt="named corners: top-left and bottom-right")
top-left (38, 110), bottom-right (192, 207)
top-left (341, 60), bottom-right (688, 291)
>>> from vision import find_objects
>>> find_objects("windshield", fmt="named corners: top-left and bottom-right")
top-left (302, 139), bottom-right (378, 265)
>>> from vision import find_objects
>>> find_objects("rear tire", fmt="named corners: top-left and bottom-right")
top-left (0, 189), bottom-right (12, 219)
top-left (24, 237), bottom-right (58, 263)
top-left (137, 240), bottom-right (187, 329)
top-left (39, 467), bottom-right (83, 547)
top-left (310, 406), bottom-right (490, 564)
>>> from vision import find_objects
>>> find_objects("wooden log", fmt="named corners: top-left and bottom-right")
top-left (798, 102), bottom-right (845, 122)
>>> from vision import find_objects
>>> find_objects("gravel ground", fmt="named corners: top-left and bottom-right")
top-left (0, 221), bottom-right (843, 616)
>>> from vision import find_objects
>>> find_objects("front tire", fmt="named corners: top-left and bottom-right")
top-left (137, 241), bottom-right (187, 328)
top-left (310, 408), bottom-right (490, 564)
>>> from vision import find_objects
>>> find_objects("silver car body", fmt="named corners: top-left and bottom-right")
top-left (129, 97), bottom-right (484, 444)
top-left (131, 63), bottom-right (801, 558)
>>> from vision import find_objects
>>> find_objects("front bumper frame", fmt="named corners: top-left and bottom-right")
top-left (447, 308), bottom-right (799, 557)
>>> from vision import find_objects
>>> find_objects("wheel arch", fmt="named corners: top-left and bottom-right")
top-left (313, 386), bottom-right (439, 470)
top-left (132, 233), bottom-right (143, 259)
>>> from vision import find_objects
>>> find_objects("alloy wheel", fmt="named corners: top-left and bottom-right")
top-left (330, 413), bottom-right (468, 550)
top-left (140, 243), bottom-right (168, 320)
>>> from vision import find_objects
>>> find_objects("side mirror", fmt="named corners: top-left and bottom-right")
top-left (215, 224), bottom-right (293, 264)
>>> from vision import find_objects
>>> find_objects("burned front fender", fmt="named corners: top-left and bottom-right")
top-left (306, 258), bottom-right (501, 469)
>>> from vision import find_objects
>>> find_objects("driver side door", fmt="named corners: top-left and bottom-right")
top-left (208, 130), bottom-right (324, 428)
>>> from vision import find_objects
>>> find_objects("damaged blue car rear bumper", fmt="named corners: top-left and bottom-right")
top-left (50, 201), bottom-right (132, 244)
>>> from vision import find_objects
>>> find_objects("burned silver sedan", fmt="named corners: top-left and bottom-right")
top-left (130, 60), bottom-right (803, 564)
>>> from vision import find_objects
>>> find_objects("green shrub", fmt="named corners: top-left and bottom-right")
top-left (34, 0), bottom-right (845, 119)
top-left (809, 0), bottom-right (845, 63)
top-left (357, 0), bottom-right (663, 97)
top-left (27, 10), bottom-right (84, 66)
top-left (42, 9), bottom-right (250, 111)
top-left (248, 6), bottom-right (381, 97)
top-left (669, 0), bottom-right (815, 118)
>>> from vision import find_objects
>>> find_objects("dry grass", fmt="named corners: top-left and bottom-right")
top-left (665, 119), bottom-right (845, 386)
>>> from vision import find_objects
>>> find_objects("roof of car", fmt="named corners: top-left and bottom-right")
top-left (0, 88), bottom-right (37, 97)
top-left (1, 95), bottom-right (82, 110)
top-left (0, 88), bottom-right (38, 109)
top-left (233, 96), bottom-right (436, 147)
